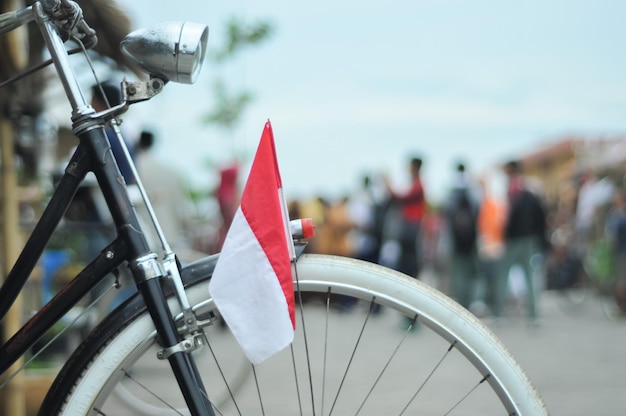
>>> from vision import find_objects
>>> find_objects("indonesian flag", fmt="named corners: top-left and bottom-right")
top-left (209, 121), bottom-right (296, 364)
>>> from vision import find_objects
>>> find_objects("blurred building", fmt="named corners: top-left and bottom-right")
top-left (517, 135), bottom-right (626, 201)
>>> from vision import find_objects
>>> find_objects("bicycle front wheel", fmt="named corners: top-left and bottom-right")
top-left (43, 254), bottom-right (547, 415)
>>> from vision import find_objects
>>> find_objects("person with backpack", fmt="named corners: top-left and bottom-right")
top-left (445, 162), bottom-right (480, 310)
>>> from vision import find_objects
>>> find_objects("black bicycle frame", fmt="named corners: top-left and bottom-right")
top-left (0, 123), bottom-right (213, 416)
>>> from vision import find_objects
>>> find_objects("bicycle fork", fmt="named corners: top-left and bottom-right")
top-left (130, 255), bottom-right (215, 416)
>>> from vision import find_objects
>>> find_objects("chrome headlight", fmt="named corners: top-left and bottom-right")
top-left (120, 22), bottom-right (208, 84)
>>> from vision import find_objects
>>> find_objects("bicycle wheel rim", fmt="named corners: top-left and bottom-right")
top-left (50, 254), bottom-right (547, 415)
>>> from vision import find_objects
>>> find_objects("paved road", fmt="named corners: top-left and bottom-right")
top-left (486, 290), bottom-right (626, 415)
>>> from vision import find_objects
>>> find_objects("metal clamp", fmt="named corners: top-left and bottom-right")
top-left (156, 333), bottom-right (205, 360)
top-left (129, 253), bottom-right (163, 283)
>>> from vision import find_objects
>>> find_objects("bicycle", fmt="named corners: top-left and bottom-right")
top-left (0, 1), bottom-right (548, 414)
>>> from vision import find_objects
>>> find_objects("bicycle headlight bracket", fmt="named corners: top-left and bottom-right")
top-left (121, 78), bottom-right (165, 104)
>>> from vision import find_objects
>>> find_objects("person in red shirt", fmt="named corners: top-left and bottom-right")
top-left (381, 157), bottom-right (427, 278)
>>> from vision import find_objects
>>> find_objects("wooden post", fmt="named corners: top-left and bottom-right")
top-left (1, 1), bottom-right (34, 414)
top-left (1, 118), bottom-right (26, 416)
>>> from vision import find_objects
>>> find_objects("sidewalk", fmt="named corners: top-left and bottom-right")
top-left (100, 288), bottom-right (626, 415)
top-left (488, 291), bottom-right (626, 415)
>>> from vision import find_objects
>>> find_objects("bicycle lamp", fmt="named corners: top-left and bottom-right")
top-left (120, 22), bottom-right (208, 84)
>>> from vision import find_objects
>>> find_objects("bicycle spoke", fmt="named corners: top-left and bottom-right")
top-left (399, 341), bottom-right (458, 415)
top-left (289, 345), bottom-right (305, 416)
top-left (443, 374), bottom-right (491, 416)
top-left (321, 288), bottom-right (331, 416)
top-left (251, 364), bottom-right (266, 416)
top-left (205, 337), bottom-right (243, 415)
top-left (327, 291), bottom-right (373, 416)
top-left (294, 272), bottom-right (315, 416)
top-left (355, 314), bottom-right (418, 416)
top-left (121, 369), bottom-right (186, 415)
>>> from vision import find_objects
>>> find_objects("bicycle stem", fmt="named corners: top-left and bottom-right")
top-left (34, 3), bottom-right (92, 118)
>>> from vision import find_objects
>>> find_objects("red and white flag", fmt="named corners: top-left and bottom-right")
top-left (209, 121), bottom-right (295, 364)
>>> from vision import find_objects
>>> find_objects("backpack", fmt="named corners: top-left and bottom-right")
top-left (451, 189), bottom-right (477, 254)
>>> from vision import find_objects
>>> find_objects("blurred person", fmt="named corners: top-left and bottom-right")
top-left (494, 160), bottom-right (548, 324)
top-left (347, 174), bottom-right (385, 264)
top-left (419, 206), bottom-right (447, 289)
top-left (315, 196), bottom-right (358, 313)
top-left (574, 170), bottom-right (599, 258)
top-left (477, 174), bottom-right (506, 315)
top-left (544, 227), bottom-right (585, 291)
top-left (297, 196), bottom-right (327, 254)
top-left (444, 162), bottom-right (480, 310)
top-left (134, 130), bottom-right (192, 254)
top-left (605, 188), bottom-right (626, 314)
top-left (215, 164), bottom-right (240, 251)
top-left (574, 170), bottom-right (614, 257)
top-left (380, 156), bottom-right (427, 279)
top-left (316, 196), bottom-right (354, 257)
top-left (288, 199), bottom-right (302, 221)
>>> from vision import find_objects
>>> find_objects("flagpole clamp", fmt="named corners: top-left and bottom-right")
top-left (156, 333), bottom-right (204, 360)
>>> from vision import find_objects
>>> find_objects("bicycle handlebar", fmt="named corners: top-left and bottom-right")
top-left (0, 1), bottom-right (96, 48)
top-left (39, 0), bottom-right (61, 12)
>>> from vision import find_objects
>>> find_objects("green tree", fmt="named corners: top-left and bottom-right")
top-left (203, 16), bottom-right (273, 132)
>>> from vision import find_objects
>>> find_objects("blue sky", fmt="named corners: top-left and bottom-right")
top-left (120, 0), bottom-right (626, 204)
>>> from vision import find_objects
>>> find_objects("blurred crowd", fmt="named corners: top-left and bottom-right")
top-left (281, 155), bottom-right (626, 324)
